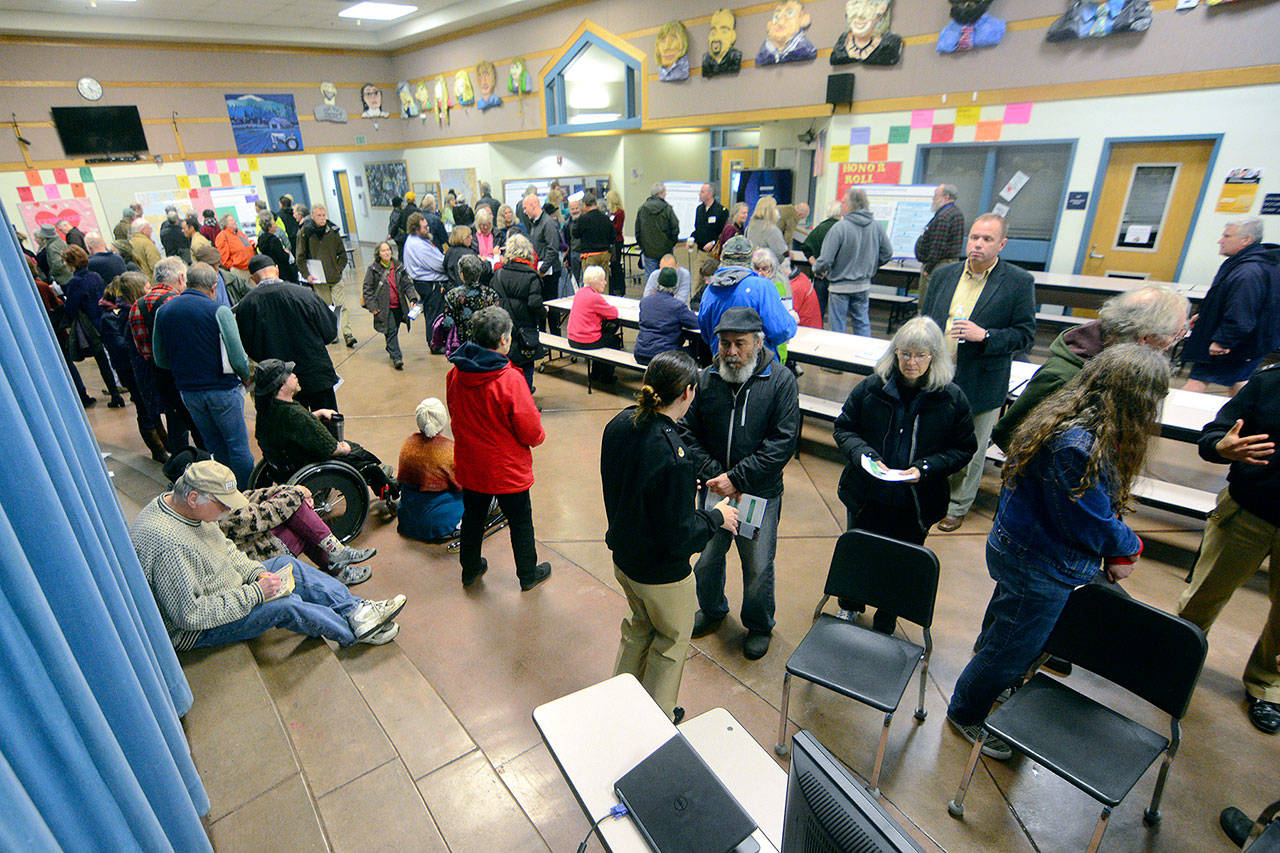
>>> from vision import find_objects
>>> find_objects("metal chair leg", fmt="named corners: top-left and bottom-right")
top-left (775, 673), bottom-right (792, 755)
top-left (947, 733), bottom-right (986, 818)
top-left (1086, 807), bottom-right (1112, 853)
top-left (915, 657), bottom-right (929, 721)
top-left (1143, 752), bottom-right (1175, 825)
top-left (869, 712), bottom-right (892, 796)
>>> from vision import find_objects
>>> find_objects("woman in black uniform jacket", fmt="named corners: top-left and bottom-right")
top-left (600, 351), bottom-right (739, 722)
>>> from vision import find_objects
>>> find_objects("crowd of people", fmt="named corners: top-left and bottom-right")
top-left (18, 179), bottom-right (1279, 828)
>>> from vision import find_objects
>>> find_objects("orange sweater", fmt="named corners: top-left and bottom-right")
top-left (397, 433), bottom-right (460, 493)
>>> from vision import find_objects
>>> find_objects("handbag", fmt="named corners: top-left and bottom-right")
top-left (516, 325), bottom-right (545, 361)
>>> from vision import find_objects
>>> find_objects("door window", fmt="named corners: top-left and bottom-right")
top-left (1115, 164), bottom-right (1177, 251)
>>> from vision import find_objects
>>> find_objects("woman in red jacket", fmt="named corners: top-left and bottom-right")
top-left (445, 305), bottom-right (551, 591)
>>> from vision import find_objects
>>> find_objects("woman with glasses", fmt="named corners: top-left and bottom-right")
top-left (832, 316), bottom-right (977, 632)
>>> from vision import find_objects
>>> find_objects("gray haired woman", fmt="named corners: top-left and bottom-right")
top-left (832, 316), bottom-right (978, 632)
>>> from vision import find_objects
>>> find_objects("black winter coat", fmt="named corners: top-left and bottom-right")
top-left (602, 408), bottom-right (723, 584)
top-left (1183, 242), bottom-right (1280, 365)
top-left (1198, 360), bottom-right (1280, 526)
top-left (233, 278), bottom-right (338, 393)
top-left (678, 349), bottom-right (800, 499)
top-left (833, 373), bottom-right (977, 530)
top-left (256, 229), bottom-right (298, 282)
top-left (491, 259), bottom-right (544, 367)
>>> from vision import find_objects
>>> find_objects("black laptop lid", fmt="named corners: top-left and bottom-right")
top-left (614, 732), bottom-right (757, 853)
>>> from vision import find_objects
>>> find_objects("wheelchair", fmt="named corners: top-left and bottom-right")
top-left (247, 457), bottom-right (372, 543)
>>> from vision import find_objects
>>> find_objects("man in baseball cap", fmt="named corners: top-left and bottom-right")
top-left (248, 253), bottom-right (277, 279)
top-left (130, 458), bottom-right (408, 650)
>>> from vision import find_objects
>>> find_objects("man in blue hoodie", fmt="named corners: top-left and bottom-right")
top-left (698, 235), bottom-right (797, 355)
top-left (813, 187), bottom-right (893, 335)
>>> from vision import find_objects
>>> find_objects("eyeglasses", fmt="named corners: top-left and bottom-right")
top-left (896, 351), bottom-right (933, 363)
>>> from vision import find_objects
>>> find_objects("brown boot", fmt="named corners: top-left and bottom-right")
top-left (142, 428), bottom-right (170, 463)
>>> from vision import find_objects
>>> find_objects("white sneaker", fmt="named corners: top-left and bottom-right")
top-left (359, 621), bottom-right (399, 645)
top-left (836, 609), bottom-right (858, 622)
top-left (348, 594), bottom-right (406, 640)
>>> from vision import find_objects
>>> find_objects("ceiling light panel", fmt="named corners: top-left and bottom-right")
top-left (338, 2), bottom-right (417, 21)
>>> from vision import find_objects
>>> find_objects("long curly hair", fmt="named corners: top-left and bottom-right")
top-left (1003, 343), bottom-right (1170, 509)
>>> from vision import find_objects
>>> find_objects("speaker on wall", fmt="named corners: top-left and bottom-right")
top-left (826, 73), bottom-right (855, 106)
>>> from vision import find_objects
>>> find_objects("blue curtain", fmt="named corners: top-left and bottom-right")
top-left (0, 207), bottom-right (211, 851)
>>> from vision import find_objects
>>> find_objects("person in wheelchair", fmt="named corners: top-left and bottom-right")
top-left (252, 359), bottom-right (400, 504)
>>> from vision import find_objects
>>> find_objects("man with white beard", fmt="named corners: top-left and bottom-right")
top-left (677, 307), bottom-right (800, 661)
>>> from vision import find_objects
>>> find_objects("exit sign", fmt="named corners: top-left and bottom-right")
top-left (355, 135), bottom-right (366, 145)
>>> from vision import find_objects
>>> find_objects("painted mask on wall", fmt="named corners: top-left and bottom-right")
top-left (832, 0), bottom-right (902, 65)
top-left (703, 8), bottom-right (742, 77)
top-left (757, 0), bottom-right (817, 65)
top-left (396, 81), bottom-right (419, 117)
top-left (938, 0), bottom-right (1005, 52)
top-left (655, 21), bottom-right (691, 81)
top-left (454, 71), bottom-right (474, 106)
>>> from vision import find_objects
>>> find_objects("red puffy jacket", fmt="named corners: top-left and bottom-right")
top-left (445, 341), bottom-right (545, 494)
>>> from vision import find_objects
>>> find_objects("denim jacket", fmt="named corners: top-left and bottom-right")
top-left (988, 427), bottom-right (1140, 586)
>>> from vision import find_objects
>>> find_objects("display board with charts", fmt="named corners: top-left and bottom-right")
top-left (502, 175), bottom-right (611, 211)
top-left (662, 181), bottom-right (704, 240)
top-left (859, 184), bottom-right (938, 262)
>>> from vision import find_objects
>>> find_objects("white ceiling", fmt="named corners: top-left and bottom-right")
top-left (0, 0), bottom-right (563, 51)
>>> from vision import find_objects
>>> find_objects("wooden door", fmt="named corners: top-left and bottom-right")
top-left (720, 147), bottom-right (758, 204)
top-left (1081, 139), bottom-right (1214, 280)
top-left (332, 170), bottom-right (356, 239)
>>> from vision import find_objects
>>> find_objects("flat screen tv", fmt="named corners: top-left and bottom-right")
top-left (782, 731), bottom-right (924, 853)
top-left (732, 168), bottom-right (793, 213)
top-left (50, 106), bottom-right (148, 157)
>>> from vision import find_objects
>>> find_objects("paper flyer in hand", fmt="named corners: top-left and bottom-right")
top-left (264, 564), bottom-right (295, 601)
top-left (861, 455), bottom-right (917, 482)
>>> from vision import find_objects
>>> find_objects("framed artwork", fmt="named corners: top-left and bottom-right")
top-left (365, 161), bottom-right (410, 208)
top-left (224, 93), bottom-right (303, 154)
top-left (413, 181), bottom-right (441, 202)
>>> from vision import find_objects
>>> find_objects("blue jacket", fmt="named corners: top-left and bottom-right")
top-left (1182, 242), bottom-right (1279, 365)
top-left (989, 427), bottom-right (1140, 586)
top-left (697, 266), bottom-right (797, 353)
top-left (635, 292), bottom-right (698, 362)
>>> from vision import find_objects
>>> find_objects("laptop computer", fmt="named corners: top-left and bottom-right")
top-left (614, 732), bottom-right (758, 853)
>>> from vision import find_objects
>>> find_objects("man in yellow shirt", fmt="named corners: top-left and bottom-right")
top-left (919, 214), bottom-right (1036, 531)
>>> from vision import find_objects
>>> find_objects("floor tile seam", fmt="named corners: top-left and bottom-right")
top-left (207, 770), bottom-right (333, 851)
top-left (982, 759), bottom-right (1043, 853)
top-left (318, 751), bottom-right (449, 844)
top-left (418, 745), bottom-right (551, 851)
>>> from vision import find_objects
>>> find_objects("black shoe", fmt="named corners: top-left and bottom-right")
top-left (81, 395), bottom-right (97, 408)
top-left (519, 562), bottom-right (552, 591)
top-left (1221, 806), bottom-right (1256, 847)
top-left (1248, 696), bottom-right (1280, 734)
top-left (743, 631), bottom-right (772, 660)
top-left (691, 611), bottom-right (723, 638)
top-left (461, 558), bottom-right (488, 587)
top-left (393, 359), bottom-right (403, 370)
top-left (344, 334), bottom-right (357, 348)
top-left (107, 396), bottom-right (126, 409)
top-left (672, 706), bottom-right (685, 725)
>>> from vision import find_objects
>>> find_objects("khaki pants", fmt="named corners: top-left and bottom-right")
top-left (947, 406), bottom-right (999, 518)
top-left (690, 246), bottom-right (715, 296)
top-left (1177, 490), bottom-right (1280, 702)
top-left (613, 565), bottom-right (696, 720)
top-left (313, 280), bottom-right (352, 337)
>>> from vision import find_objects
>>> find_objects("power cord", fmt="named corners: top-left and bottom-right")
top-left (577, 804), bottom-right (629, 853)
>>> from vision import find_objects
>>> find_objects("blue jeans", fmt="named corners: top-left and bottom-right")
top-left (191, 557), bottom-right (364, 648)
top-left (641, 255), bottom-right (662, 277)
top-left (693, 494), bottom-right (781, 634)
top-left (826, 290), bottom-right (870, 336)
top-left (181, 385), bottom-right (254, 489)
top-left (947, 536), bottom-right (1076, 725)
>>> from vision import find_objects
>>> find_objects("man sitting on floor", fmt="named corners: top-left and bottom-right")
top-left (130, 459), bottom-right (406, 650)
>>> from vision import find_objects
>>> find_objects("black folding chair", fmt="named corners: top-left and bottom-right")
top-left (775, 529), bottom-right (940, 796)
top-left (947, 583), bottom-right (1208, 852)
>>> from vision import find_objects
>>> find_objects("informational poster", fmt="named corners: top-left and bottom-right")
top-left (1215, 168), bottom-right (1261, 213)
top-left (17, 198), bottom-right (101, 240)
top-left (1260, 193), bottom-right (1280, 216)
top-left (438, 167), bottom-right (477, 206)
top-left (851, 184), bottom-right (936, 262)
top-left (663, 181), bottom-right (704, 240)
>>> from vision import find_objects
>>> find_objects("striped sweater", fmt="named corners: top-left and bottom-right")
top-left (130, 495), bottom-right (265, 650)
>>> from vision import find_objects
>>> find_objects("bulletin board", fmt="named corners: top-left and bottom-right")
top-left (501, 174), bottom-right (612, 210)
top-left (859, 184), bottom-right (938, 262)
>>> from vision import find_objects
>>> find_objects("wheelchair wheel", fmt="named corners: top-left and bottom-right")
top-left (247, 459), bottom-right (277, 489)
top-left (289, 460), bottom-right (370, 543)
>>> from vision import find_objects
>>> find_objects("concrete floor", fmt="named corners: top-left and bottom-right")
top-left (93, 267), bottom-right (1278, 852)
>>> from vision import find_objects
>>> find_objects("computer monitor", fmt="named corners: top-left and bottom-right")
top-left (781, 731), bottom-right (925, 853)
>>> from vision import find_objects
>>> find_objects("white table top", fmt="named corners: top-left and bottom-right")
top-left (533, 674), bottom-right (784, 853)
top-left (544, 296), bottom-right (1225, 442)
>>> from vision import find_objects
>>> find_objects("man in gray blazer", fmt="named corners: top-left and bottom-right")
top-left (920, 214), bottom-right (1036, 531)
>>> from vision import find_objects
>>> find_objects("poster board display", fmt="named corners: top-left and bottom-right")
top-left (501, 175), bottom-right (612, 210)
top-left (663, 181), bottom-right (704, 240)
top-left (17, 198), bottom-right (101, 241)
top-left (439, 167), bottom-right (477, 205)
top-left (858, 184), bottom-right (937, 262)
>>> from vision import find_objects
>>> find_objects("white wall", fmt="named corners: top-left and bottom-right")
top-left (821, 84), bottom-right (1280, 285)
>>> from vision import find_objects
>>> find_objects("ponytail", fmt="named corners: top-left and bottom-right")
top-left (633, 350), bottom-right (698, 422)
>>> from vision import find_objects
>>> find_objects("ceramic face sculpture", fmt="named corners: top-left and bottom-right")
top-left (454, 71), bottom-right (474, 106)
top-left (475, 60), bottom-right (502, 109)
top-left (703, 8), bottom-right (742, 77)
top-left (360, 83), bottom-right (388, 117)
top-left (397, 81), bottom-right (419, 117)
top-left (655, 21), bottom-right (691, 82)
top-left (757, 0), bottom-right (817, 66)
top-left (938, 0), bottom-right (1005, 52)
top-left (831, 0), bottom-right (902, 66)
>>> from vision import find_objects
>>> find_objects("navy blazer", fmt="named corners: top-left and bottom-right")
top-left (920, 258), bottom-right (1036, 412)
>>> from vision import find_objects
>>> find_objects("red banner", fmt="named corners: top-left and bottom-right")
top-left (837, 162), bottom-right (903, 194)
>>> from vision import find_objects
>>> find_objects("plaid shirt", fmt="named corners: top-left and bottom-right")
top-left (128, 282), bottom-right (180, 360)
top-left (914, 203), bottom-right (966, 271)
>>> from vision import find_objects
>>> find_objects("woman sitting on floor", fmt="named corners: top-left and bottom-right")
top-left (252, 358), bottom-right (400, 504)
top-left (396, 398), bottom-right (470, 542)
